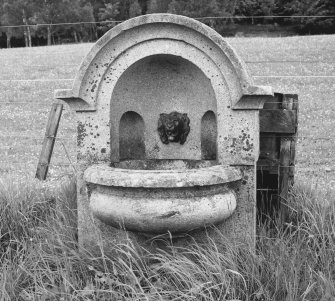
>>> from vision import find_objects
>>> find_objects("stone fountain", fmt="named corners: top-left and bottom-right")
top-left (55, 14), bottom-right (273, 250)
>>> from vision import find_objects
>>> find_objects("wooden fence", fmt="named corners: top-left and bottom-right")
top-left (257, 93), bottom-right (298, 222)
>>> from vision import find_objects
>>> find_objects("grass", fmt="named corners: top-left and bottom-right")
top-left (0, 34), bottom-right (335, 299)
top-left (0, 177), bottom-right (335, 300)
top-left (0, 35), bottom-right (335, 188)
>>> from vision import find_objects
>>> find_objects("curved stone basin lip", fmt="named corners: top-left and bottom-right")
top-left (84, 164), bottom-right (242, 188)
top-left (90, 187), bottom-right (237, 233)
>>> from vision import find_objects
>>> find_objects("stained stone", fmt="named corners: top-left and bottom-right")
top-left (55, 13), bottom-right (273, 251)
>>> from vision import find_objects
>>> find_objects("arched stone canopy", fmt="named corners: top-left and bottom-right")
top-left (56, 14), bottom-right (276, 248)
top-left (55, 13), bottom-right (272, 111)
top-left (55, 13), bottom-right (273, 165)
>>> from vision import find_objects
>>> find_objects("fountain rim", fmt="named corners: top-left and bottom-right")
top-left (84, 162), bottom-right (242, 188)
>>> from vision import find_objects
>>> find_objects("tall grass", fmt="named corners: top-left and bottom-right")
top-left (0, 177), bottom-right (334, 300)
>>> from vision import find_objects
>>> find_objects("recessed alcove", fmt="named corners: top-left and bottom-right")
top-left (110, 54), bottom-right (217, 162)
top-left (201, 110), bottom-right (217, 160)
top-left (119, 111), bottom-right (145, 160)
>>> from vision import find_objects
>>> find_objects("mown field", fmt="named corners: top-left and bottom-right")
top-left (0, 35), bottom-right (335, 189)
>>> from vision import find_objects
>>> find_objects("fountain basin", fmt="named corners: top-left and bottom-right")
top-left (84, 160), bottom-right (242, 233)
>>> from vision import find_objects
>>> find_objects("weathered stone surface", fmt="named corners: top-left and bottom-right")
top-left (85, 161), bottom-right (240, 233)
top-left (84, 162), bottom-right (242, 188)
top-left (90, 184), bottom-right (237, 233)
top-left (54, 13), bottom-right (274, 252)
top-left (55, 14), bottom-right (272, 165)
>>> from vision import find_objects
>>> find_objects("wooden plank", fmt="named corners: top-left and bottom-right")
top-left (279, 94), bottom-right (298, 223)
top-left (282, 94), bottom-right (298, 110)
top-left (279, 137), bottom-right (291, 222)
top-left (259, 136), bottom-right (279, 174)
top-left (259, 133), bottom-right (279, 159)
top-left (257, 158), bottom-right (279, 174)
top-left (260, 109), bottom-right (297, 133)
top-left (257, 158), bottom-right (280, 169)
top-left (36, 103), bottom-right (63, 180)
top-left (258, 93), bottom-right (281, 178)
top-left (257, 93), bottom-right (298, 223)
top-left (285, 94), bottom-right (299, 177)
top-left (263, 93), bottom-right (281, 110)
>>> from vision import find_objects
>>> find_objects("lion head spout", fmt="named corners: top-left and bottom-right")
top-left (158, 111), bottom-right (190, 145)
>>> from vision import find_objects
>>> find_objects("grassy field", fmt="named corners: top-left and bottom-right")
top-left (1, 35), bottom-right (335, 189)
top-left (0, 35), bottom-right (335, 300)
top-left (1, 176), bottom-right (335, 300)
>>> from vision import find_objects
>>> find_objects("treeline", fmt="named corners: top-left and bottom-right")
top-left (0, 0), bottom-right (334, 48)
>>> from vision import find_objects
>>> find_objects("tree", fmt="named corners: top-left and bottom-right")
top-left (31, 0), bottom-right (62, 45)
top-left (147, 0), bottom-right (171, 13)
top-left (98, 1), bottom-right (120, 33)
top-left (236, 0), bottom-right (276, 23)
top-left (87, 0), bottom-right (105, 21)
top-left (98, 0), bottom-right (144, 33)
top-left (147, 0), bottom-right (159, 13)
top-left (167, 0), bottom-right (220, 18)
top-left (0, 0), bottom-right (36, 47)
top-left (218, 0), bottom-right (239, 17)
top-left (275, 0), bottom-right (335, 33)
top-left (114, 0), bottom-right (133, 20)
top-left (297, 0), bottom-right (335, 33)
top-left (129, 0), bottom-right (141, 18)
top-left (31, 0), bottom-right (95, 45)
top-left (59, 0), bottom-right (96, 43)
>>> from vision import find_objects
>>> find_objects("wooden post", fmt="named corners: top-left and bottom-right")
top-left (279, 94), bottom-right (298, 223)
top-left (279, 137), bottom-right (291, 222)
top-left (36, 103), bottom-right (63, 180)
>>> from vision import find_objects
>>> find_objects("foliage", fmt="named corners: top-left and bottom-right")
top-left (0, 0), bottom-right (335, 47)
top-left (97, 1), bottom-right (120, 33)
top-left (0, 0), bottom-right (36, 47)
top-left (298, 0), bottom-right (334, 34)
top-left (236, 0), bottom-right (276, 21)
top-left (0, 0), bottom-right (96, 47)
top-left (167, 0), bottom-right (220, 18)
top-left (147, 0), bottom-right (160, 14)
top-left (31, 0), bottom-right (96, 45)
top-left (129, 0), bottom-right (142, 18)
top-left (274, 0), bottom-right (335, 32)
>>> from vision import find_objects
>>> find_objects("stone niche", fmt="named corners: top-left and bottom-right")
top-left (55, 14), bottom-right (273, 251)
